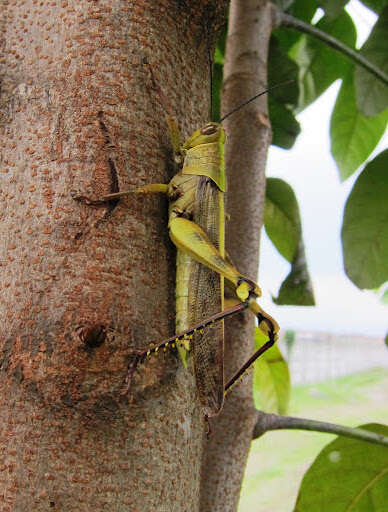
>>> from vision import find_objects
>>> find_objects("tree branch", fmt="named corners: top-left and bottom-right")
top-left (276, 11), bottom-right (388, 87)
top-left (253, 412), bottom-right (388, 447)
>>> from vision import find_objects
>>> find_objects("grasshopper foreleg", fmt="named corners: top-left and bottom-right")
top-left (71, 190), bottom-right (111, 206)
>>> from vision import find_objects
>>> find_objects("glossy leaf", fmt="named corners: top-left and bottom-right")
top-left (355, 7), bottom-right (388, 117)
top-left (265, 178), bottom-right (315, 305)
top-left (294, 423), bottom-right (388, 512)
top-left (253, 328), bottom-right (290, 415)
top-left (274, 238), bottom-right (315, 305)
top-left (292, 11), bottom-right (357, 111)
top-left (269, 98), bottom-right (301, 149)
top-left (330, 71), bottom-right (388, 180)
top-left (264, 178), bottom-right (301, 262)
top-left (341, 149), bottom-right (388, 289)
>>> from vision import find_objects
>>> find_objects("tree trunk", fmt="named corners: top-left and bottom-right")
top-left (0, 1), bottom-right (227, 510)
top-left (200, 1), bottom-right (274, 511)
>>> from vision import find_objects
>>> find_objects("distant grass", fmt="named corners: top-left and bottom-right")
top-left (238, 367), bottom-right (388, 512)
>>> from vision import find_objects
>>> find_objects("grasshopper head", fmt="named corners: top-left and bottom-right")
top-left (182, 122), bottom-right (225, 149)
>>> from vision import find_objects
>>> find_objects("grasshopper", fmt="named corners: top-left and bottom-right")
top-left (72, 65), bottom-right (280, 418)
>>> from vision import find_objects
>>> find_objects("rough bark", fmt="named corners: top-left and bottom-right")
top-left (200, 1), bottom-right (275, 511)
top-left (0, 1), bottom-right (226, 510)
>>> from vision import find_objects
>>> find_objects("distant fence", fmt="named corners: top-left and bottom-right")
top-left (279, 331), bottom-right (388, 385)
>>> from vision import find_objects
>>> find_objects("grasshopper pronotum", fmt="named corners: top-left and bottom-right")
top-left (72, 64), bottom-right (280, 418)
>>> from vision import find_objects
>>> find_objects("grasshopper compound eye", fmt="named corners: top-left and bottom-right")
top-left (201, 123), bottom-right (219, 136)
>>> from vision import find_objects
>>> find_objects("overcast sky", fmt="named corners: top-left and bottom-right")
top-left (258, 1), bottom-right (388, 338)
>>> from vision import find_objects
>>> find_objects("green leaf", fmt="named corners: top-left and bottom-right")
top-left (359, 0), bottom-right (388, 14)
top-left (292, 11), bottom-right (357, 111)
top-left (274, 238), bottom-right (315, 305)
top-left (341, 149), bottom-right (388, 289)
top-left (385, 331), bottom-right (388, 348)
top-left (330, 70), bottom-right (388, 180)
top-left (269, 98), bottom-right (301, 149)
top-left (264, 178), bottom-right (301, 262)
top-left (286, 0), bottom-right (318, 21)
top-left (268, 36), bottom-right (300, 107)
top-left (319, 0), bottom-right (348, 19)
top-left (211, 26), bottom-right (227, 122)
top-left (273, 0), bottom-right (319, 54)
top-left (268, 37), bottom-right (301, 148)
top-left (294, 423), bottom-right (388, 512)
top-left (265, 178), bottom-right (315, 305)
top-left (214, 23), bottom-right (226, 64)
top-left (355, 7), bottom-right (388, 117)
top-left (211, 62), bottom-right (223, 123)
top-left (381, 288), bottom-right (388, 304)
top-left (253, 328), bottom-right (290, 415)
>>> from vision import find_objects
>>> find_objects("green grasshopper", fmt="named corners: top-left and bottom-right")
top-left (72, 65), bottom-right (280, 418)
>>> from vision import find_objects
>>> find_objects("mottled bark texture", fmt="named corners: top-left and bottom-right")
top-left (200, 1), bottom-right (275, 511)
top-left (0, 1), bottom-right (226, 510)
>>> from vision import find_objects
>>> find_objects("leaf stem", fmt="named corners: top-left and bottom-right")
top-left (253, 412), bottom-right (388, 447)
top-left (275, 11), bottom-right (388, 87)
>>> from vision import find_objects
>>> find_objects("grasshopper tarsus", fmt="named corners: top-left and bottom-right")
top-left (70, 190), bottom-right (107, 206)
top-left (122, 340), bottom-right (178, 394)
top-left (71, 189), bottom-right (121, 207)
top-left (122, 353), bottom-right (144, 395)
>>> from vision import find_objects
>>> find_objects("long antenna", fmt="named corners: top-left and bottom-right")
top-left (219, 79), bottom-right (295, 123)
